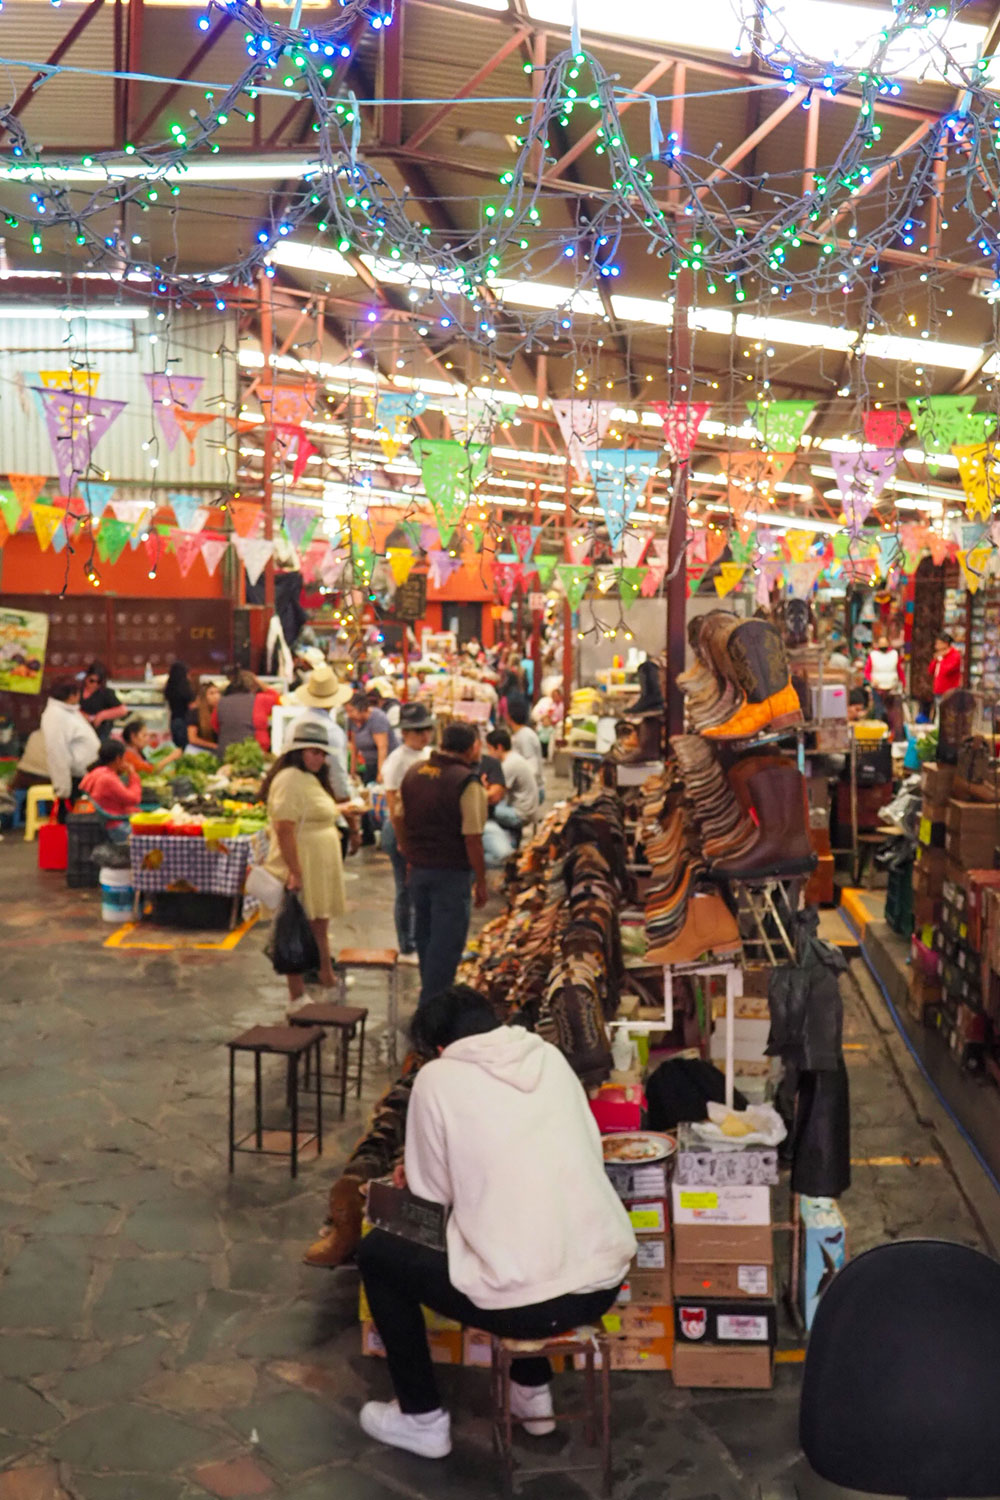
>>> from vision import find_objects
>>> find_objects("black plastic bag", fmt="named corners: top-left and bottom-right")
top-left (266, 891), bottom-right (320, 975)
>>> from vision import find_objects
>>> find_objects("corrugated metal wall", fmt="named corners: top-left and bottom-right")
top-left (0, 307), bottom-right (238, 487)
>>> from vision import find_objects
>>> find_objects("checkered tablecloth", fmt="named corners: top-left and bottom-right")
top-left (129, 828), bottom-right (270, 897)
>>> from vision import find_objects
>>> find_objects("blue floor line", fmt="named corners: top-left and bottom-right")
top-left (841, 907), bottom-right (1000, 1200)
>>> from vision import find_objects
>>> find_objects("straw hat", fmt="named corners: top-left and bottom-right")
top-left (294, 663), bottom-right (352, 711)
top-left (367, 676), bottom-right (397, 700)
top-left (286, 718), bottom-right (331, 753)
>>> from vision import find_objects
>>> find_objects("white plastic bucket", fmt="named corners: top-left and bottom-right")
top-left (100, 866), bottom-right (134, 923)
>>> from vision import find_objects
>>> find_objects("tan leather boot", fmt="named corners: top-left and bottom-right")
top-left (303, 1175), bottom-right (365, 1268)
top-left (645, 891), bottom-right (741, 965)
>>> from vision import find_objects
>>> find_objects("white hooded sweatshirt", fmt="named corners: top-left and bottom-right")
top-left (404, 1026), bottom-right (637, 1310)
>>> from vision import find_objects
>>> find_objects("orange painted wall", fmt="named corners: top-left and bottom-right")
top-left (0, 533), bottom-right (228, 600)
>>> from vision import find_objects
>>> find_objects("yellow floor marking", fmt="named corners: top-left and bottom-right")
top-left (839, 888), bottom-right (872, 935)
top-left (104, 911), bottom-right (259, 951)
top-left (850, 1154), bottom-right (942, 1167)
top-left (774, 1349), bottom-right (807, 1364)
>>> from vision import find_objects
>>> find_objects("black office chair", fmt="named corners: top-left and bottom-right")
top-left (800, 1240), bottom-right (1000, 1498)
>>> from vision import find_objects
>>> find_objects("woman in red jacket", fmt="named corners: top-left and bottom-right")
top-left (930, 633), bottom-right (963, 699)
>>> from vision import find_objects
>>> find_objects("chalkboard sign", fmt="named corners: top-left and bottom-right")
top-left (394, 573), bottom-right (427, 622)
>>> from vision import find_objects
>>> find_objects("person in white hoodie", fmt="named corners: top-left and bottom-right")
top-left (40, 677), bottom-right (101, 808)
top-left (356, 985), bottom-right (636, 1460)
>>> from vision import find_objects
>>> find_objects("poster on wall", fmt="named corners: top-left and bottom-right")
top-left (0, 605), bottom-right (49, 693)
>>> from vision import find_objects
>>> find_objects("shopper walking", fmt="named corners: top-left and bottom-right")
top-left (80, 661), bottom-right (128, 744)
top-left (260, 719), bottom-right (353, 1002)
top-left (345, 690), bottom-right (398, 783)
top-left (80, 740), bottom-right (142, 820)
top-left (864, 634), bottom-right (905, 739)
top-left (930, 632), bottom-right (963, 701)
top-left (356, 985), bottom-right (635, 1459)
top-left (399, 723), bottom-right (488, 1005)
top-left (164, 662), bottom-right (194, 750)
top-left (40, 677), bottom-right (100, 807)
top-left (381, 703), bottom-right (435, 960)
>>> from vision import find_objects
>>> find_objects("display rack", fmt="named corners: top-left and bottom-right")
top-left (611, 962), bottom-right (744, 1109)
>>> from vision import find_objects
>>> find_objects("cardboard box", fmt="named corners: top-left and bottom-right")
top-left (672, 1183), bottom-right (771, 1227)
top-left (362, 1321), bottom-right (464, 1365)
top-left (673, 1223), bottom-right (774, 1264)
top-left (603, 1301), bottom-right (672, 1339)
top-left (921, 762), bottom-right (956, 802)
top-left (907, 971), bottom-right (942, 1023)
top-left (604, 1159), bottom-right (669, 1202)
top-left (672, 1257), bottom-right (773, 1300)
top-left (365, 1179), bottom-right (448, 1251)
top-left (804, 853), bottom-right (835, 907)
top-left (674, 1298), bottom-right (777, 1345)
top-left (672, 1343), bottom-right (773, 1388)
top-left (576, 1335), bottom-right (674, 1372)
top-left (674, 1129), bottom-right (779, 1188)
top-left (709, 1019), bottom-right (770, 1064)
top-left (799, 1196), bottom-right (847, 1331)
top-left (627, 1199), bottom-right (669, 1236)
top-left (619, 1235), bottom-right (672, 1302)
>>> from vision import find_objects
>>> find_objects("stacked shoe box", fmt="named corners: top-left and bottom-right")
top-left (708, 977), bottom-right (773, 1105)
top-left (597, 1149), bottom-right (675, 1371)
top-left (932, 871), bottom-right (988, 1062)
top-left (910, 764), bottom-right (956, 1007)
top-left (670, 1128), bottom-right (777, 1389)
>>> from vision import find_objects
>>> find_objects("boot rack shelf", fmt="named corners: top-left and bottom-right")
top-left (610, 961), bottom-right (743, 1110)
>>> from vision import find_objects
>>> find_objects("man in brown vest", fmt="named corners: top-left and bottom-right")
top-left (398, 722), bottom-right (488, 1006)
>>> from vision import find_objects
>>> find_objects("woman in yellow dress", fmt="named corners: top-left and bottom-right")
top-left (261, 718), bottom-right (353, 1000)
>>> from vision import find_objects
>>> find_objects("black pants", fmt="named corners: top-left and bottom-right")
top-left (357, 1228), bottom-right (620, 1414)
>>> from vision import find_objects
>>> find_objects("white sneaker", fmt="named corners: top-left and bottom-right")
top-left (359, 1400), bottom-right (452, 1458)
top-left (510, 1380), bottom-right (556, 1436)
top-left (398, 952), bottom-right (420, 967)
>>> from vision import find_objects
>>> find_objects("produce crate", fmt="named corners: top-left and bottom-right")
top-left (885, 858), bottom-right (914, 939)
top-left (66, 812), bottom-right (104, 889)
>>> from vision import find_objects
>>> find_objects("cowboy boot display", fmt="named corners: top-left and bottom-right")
top-left (701, 619), bottom-right (804, 740)
top-left (626, 657), bottom-right (665, 715)
top-left (620, 713), bottom-right (664, 763)
top-left (709, 762), bottom-right (816, 880)
top-left (645, 889), bottom-right (742, 965)
top-left (303, 1175), bottom-right (365, 1267)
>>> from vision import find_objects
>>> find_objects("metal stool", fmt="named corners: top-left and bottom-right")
top-left (227, 1024), bottom-right (323, 1178)
top-left (491, 1327), bottom-right (612, 1497)
top-left (23, 783), bottom-right (56, 841)
top-left (333, 948), bottom-right (400, 1066)
top-left (286, 1002), bottom-right (368, 1118)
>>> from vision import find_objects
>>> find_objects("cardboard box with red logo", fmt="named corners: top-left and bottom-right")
top-left (672, 1344), bottom-right (773, 1389)
top-left (674, 1298), bottom-right (777, 1346)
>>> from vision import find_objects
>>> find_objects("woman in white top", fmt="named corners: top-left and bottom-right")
top-left (356, 985), bottom-right (636, 1460)
top-left (864, 634), bottom-right (905, 739)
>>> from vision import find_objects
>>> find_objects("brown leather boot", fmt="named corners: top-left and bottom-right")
top-left (710, 763), bottom-right (816, 879)
top-left (645, 890), bottom-right (742, 965)
top-left (303, 1175), bottom-right (365, 1268)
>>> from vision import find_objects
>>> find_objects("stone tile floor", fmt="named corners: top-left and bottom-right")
top-left (0, 830), bottom-right (995, 1500)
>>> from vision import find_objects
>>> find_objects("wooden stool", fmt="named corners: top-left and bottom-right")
top-left (24, 783), bottom-right (56, 841)
top-left (333, 948), bottom-right (400, 1066)
top-left (227, 1024), bottom-right (324, 1178)
top-left (490, 1327), bottom-right (612, 1497)
top-left (286, 1002), bottom-right (368, 1118)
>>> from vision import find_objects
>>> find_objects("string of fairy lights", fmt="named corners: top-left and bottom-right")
top-left (0, 0), bottom-right (998, 350)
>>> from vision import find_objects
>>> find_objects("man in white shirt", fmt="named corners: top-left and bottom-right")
top-left (507, 699), bottom-right (544, 798)
top-left (356, 985), bottom-right (635, 1459)
top-left (485, 728), bottom-right (538, 833)
top-left (382, 703), bottom-right (434, 958)
top-left (40, 678), bottom-right (100, 805)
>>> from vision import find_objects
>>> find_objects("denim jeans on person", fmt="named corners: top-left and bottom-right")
top-left (482, 821), bottom-right (514, 869)
top-left (407, 865), bottom-right (473, 1005)
top-left (380, 817), bottom-right (416, 954)
top-left (492, 802), bottom-right (522, 837)
top-left (357, 1228), bottom-right (620, 1413)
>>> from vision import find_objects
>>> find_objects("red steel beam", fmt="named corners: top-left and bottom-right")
top-left (696, 86), bottom-right (807, 198)
top-left (378, 3), bottom-right (406, 147)
top-left (543, 58), bottom-right (672, 183)
top-left (802, 93), bottom-right (820, 195)
top-left (131, 16), bottom-right (233, 142)
top-left (401, 26), bottom-right (531, 153)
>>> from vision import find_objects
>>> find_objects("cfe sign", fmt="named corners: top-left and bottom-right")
top-left (528, 592), bottom-right (547, 612)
